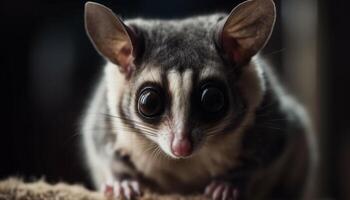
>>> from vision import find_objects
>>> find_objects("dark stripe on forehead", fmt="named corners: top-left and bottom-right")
top-left (161, 68), bottom-right (169, 98)
top-left (186, 68), bottom-right (198, 127)
top-left (192, 67), bottom-right (199, 85)
top-left (161, 68), bottom-right (172, 120)
top-left (187, 70), bottom-right (199, 134)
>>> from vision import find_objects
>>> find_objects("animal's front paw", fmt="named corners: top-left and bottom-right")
top-left (102, 179), bottom-right (142, 200)
top-left (204, 181), bottom-right (240, 200)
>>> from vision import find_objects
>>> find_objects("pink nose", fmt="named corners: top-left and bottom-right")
top-left (171, 138), bottom-right (192, 157)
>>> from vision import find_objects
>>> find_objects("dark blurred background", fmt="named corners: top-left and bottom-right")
top-left (1, 0), bottom-right (348, 199)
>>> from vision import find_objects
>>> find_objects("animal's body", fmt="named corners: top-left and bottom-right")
top-left (81, 0), bottom-right (318, 199)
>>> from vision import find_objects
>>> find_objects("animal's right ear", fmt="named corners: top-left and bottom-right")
top-left (85, 2), bottom-right (139, 78)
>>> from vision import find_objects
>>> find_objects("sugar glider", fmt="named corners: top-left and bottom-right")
top-left (81, 0), bottom-right (318, 199)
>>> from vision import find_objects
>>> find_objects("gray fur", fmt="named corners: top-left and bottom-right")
top-left (127, 15), bottom-right (225, 73)
top-left (82, 2), bottom-right (317, 199)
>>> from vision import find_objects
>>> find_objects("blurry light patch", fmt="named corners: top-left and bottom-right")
top-left (30, 21), bottom-right (76, 111)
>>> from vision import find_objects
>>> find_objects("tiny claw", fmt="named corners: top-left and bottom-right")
top-left (122, 181), bottom-right (132, 199)
top-left (102, 179), bottom-right (142, 200)
top-left (212, 184), bottom-right (225, 200)
top-left (130, 181), bottom-right (141, 196)
top-left (114, 181), bottom-right (122, 198)
top-left (204, 181), bottom-right (241, 200)
top-left (205, 181), bottom-right (218, 196)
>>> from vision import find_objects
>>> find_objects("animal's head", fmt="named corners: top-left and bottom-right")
top-left (84, 0), bottom-right (275, 159)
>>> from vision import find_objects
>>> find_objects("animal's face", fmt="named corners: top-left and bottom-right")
top-left (126, 61), bottom-right (245, 158)
top-left (85, 0), bottom-right (276, 158)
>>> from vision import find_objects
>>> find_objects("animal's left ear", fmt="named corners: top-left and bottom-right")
top-left (216, 0), bottom-right (276, 64)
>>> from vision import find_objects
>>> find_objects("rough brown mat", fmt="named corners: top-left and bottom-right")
top-left (0, 178), bottom-right (206, 200)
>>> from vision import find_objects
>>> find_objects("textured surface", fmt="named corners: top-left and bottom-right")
top-left (0, 178), bottom-right (206, 200)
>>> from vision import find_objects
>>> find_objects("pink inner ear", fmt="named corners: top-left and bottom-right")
top-left (116, 45), bottom-right (134, 78)
top-left (222, 33), bottom-right (242, 63)
top-left (232, 48), bottom-right (241, 63)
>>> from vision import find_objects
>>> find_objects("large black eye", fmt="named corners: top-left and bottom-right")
top-left (200, 86), bottom-right (225, 113)
top-left (138, 88), bottom-right (163, 118)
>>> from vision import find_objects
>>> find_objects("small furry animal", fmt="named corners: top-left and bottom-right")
top-left (81, 0), bottom-right (318, 199)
